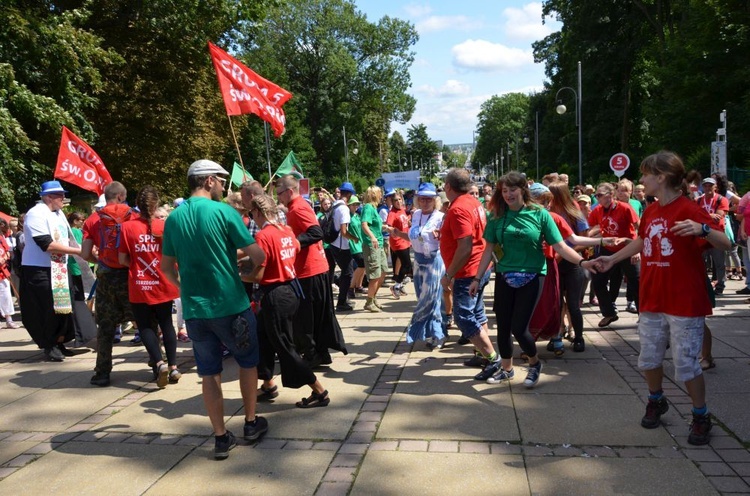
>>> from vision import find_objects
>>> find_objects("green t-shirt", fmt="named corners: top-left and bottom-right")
top-left (163, 196), bottom-right (255, 320)
top-left (316, 211), bottom-right (329, 249)
top-left (484, 206), bottom-right (563, 275)
top-left (348, 212), bottom-right (363, 255)
top-left (628, 198), bottom-right (644, 218)
top-left (67, 227), bottom-right (83, 276)
top-left (360, 203), bottom-right (383, 247)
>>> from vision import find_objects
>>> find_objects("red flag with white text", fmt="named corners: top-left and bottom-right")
top-left (54, 126), bottom-right (113, 195)
top-left (208, 41), bottom-right (292, 137)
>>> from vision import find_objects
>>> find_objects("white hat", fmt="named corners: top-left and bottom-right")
top-left (187, 159), bottom-right (229, 177)
top-left (94, 194), bottom-right (106, 208)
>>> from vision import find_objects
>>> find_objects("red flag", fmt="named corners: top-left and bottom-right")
top-left (208, 41), bottom-right (292, 137)
top-left (54, 126), bottom-right (113, 195)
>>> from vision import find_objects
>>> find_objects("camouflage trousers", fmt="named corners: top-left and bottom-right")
top-left (94, 268), bottom-right (134, 374)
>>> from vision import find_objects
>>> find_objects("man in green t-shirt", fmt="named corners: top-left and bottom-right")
top-left (162, 159), bottom-right (268, 460)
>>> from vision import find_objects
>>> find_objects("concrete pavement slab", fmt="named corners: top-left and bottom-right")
top-left (0, 441), bottom-right (38, 466)
top-left (526, 457), bottom-right (718, 495)
top-left (705, 393), bottom-right (750, 443)
top-left (513, 394), bottom-right (675, 446)
top-left (351, 451), bottom-right (528, 496)
top-left (146, 443), bottom-right (335, 496)
top-left (0, 386), bottom-right (131, 432)
top-left (0, 441), bottom-right (192, 496)
top-left (510, 360), bottom-right (632, 395)
top-left (377, 392), bottom-right (520, 441)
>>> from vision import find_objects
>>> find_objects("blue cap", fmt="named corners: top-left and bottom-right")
top-left (529, 182), bottom-right (549, 198)
top-left (39, 180), bottom-right (68, 196)
top-left (340, 182), bottom-right (356, 194)
top-left (416, 182), bottom-right (437, 197)
top-left (384, 188), bottom-right (396, 197)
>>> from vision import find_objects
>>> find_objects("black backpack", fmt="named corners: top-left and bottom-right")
top-left (320, 203), bottom-right (346, 244)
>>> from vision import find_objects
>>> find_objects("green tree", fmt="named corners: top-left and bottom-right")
top-left (406, 123), bottom-right (439, 177)
top-left (474, 93), bottom-right (530, 174)
top-left (388, 130), bottom-right (407, 171)
top-left (239, 0), bottom-right (417, 184)
top-left (0, 1), bottom-right (116, 213)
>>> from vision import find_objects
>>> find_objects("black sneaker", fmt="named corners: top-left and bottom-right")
top-left (214, 431), bottom-right (237, 460)
top-left (598, 314), bottom-right (619, 328)
top-left (456, 336), bottom-right (470, 345)
top-left (336, 302), bottom-right (354, 312)
top-left (641, 397), bottom-right (669, 428)
top-left (45, 346), bottom-right (65, 362)
top-left (572, 337), bottom-right (585, 352)
top-left (735, 287), bottom-right (750, 295)
top-left (463, 353), bottom-right (489, 368)
top-left (56, 343), bottom-right (75, 357)
top-left (474, 359), bottom-right (501, 381)
top-left (688, 413), bottom-right (712, 445)
top-left (244, 416), bottom-right (269, 442)
top-left (90, 372), bottom-right (111, 387)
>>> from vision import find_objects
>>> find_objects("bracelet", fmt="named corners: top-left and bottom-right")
top-left (578, 258), bottom-right (585, 267)
top-left (600, 238), bottom-right (604, 247)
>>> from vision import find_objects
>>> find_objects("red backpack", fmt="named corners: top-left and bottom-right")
top-left (97, 204), bottom-right (134, 268)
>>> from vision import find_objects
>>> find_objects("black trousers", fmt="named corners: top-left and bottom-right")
top-left (558, 260), bottom-right (585, 339)
top-left (20, 266), bottom-right (74, 350)
top-left (494, 274), bottom-right (545, 359)
top-left (329, 245), bottom-right (353, 306)
top-left (593, 247), bottom-right (640, 317)
top-left (390, 248), bottom-right (412, 284)
top-left (257, 283), bottom-right (316, 389)
top-left (132, 301), bottom-right (177, 367)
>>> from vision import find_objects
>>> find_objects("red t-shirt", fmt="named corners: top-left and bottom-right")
top-left (118, 218), bottom-right (179, 304)
top-left (542, 211), bottom-right (574, 259)
top-left (83, 205), bottom-right (138, 269)
top-left (587, 201), bottom-right (638, 252)
top-left (285, 195), bottom-right (328, 278)
top-left (255, 224), bottom-right (300, 285)
top-left (387, 208), bottom-right (411, 251)
top-left (638, 196), bottom-right (715, 316)
top-left (696, 194), bottom-right (728, 230)
top-left (439, 193), bottom-right (487, 278)
top-left (0, 237), bottom-right (10, 280)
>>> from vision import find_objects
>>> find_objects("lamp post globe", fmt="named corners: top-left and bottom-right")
top-left (556, 102), bottom-right (567, 115)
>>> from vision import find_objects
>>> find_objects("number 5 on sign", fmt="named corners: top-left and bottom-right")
top-left (609, 153), bottom-right (630, 178)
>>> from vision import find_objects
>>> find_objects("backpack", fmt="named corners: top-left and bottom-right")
top-left (96, 204), bottom-right (134, 268)
top-left (320, 203), bottom-right (346, 244)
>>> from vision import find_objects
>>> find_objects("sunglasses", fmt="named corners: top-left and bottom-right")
top-left (594, 192), bottom-right (610, 198)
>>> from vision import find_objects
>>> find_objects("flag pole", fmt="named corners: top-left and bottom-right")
top-left (227, 115), bottom-right (245, 169)
top-left (264, 122), bottom-right (273, 187)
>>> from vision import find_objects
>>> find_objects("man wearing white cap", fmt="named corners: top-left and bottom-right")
top-left (21, 181), bottom-right (82, 361)
top-left (161, 159), bottom-right (268, 459)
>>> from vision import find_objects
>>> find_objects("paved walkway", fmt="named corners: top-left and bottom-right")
top-left (0, 278), bottom-right (749, 495)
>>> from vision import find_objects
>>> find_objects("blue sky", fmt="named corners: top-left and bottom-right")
top-left (354, 1), bottom-right (562, 145)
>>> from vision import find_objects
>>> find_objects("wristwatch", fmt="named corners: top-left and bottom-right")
top-left (699, 223), bottom-right (711, 238)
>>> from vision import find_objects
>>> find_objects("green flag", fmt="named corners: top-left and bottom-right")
top-left (273, 151), bottom-right (304, 178)
top-left (231, 162), bottom-right (254, 188)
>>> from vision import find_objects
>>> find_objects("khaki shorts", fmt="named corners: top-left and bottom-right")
top-left (363, 244), bottom-right (388, 280)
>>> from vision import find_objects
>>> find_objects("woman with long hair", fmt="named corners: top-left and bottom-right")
top-left (118, 185), bottom-right (181, 387)
top-left (597, 151), bottom-right (730, 446)
top-left (361, 186), bottom-right (387, 312)
top-left (469, 172), bottom-right (597, 388)
top-left (245, 194), bottom-right (329, 408)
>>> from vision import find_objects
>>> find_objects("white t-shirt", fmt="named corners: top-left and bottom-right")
top-left (22, 202), bottom-right (70, 268)
top-left (331, 200), bottom-right (351, 250)
top-left (408, 209), bottom-right (444, 256)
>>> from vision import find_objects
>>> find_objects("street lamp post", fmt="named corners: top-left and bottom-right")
top-left (535, 111), bottom-right (539, 180)
top-left (507, 142), bottom-right (512, 171)
top-left (555, 60), bottom-right (583, 185)
top-left (342, 126), bottom-right (359, 182)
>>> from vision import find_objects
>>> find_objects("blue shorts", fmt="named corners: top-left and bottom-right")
top-left (453, 270), bottom-right (491, 339)
top-left (186, 307), bottom-right (259, 376)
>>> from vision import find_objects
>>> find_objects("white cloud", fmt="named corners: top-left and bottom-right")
top-left (416, 79), bottom-right (471, 98)
top-left (403, 3), bottom-right (432, 18)
top-left (503, 2), bottom-right (556, 41)
top-left (416, 15), bottom-right (480, 34)
top-left (452, 39), bottom-right (533, 71)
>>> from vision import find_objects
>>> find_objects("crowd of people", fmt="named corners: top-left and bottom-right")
top-left (0, 151), bottom-right (742, 456)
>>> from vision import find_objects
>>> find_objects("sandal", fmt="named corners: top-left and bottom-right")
top-left (296, 390), bottom-right (330, 409)
top-left (168, 369), bottom-right (182, 384)
top-left (257, 384), bottom-right (279, 402)
top-left (700, 357), bottom-right (716, 370)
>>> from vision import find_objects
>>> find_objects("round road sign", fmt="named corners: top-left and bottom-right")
top-left (609, 153), bottom-right (630, 177)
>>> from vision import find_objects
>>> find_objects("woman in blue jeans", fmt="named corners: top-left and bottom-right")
top-left (469, 172), bottom-right (597, 388)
